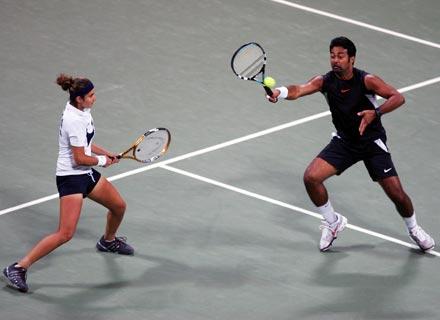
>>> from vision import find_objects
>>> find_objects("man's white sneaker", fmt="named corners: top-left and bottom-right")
top-left (409, 225), bottom-right (435, 251)
top-left (319, 213), bottom-right (347, 252)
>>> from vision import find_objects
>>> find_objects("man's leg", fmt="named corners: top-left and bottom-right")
top-left (378, 176), bottom-right (434, 251)
top-left (377, 176), bottom-right (413, 217)
top-left (304, 157), bottom-right (347, 251)
top-left (303, 157), bottom-right (337, 206)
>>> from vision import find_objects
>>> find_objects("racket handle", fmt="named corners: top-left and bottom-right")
top-left (263, 85), bottom-right (274, 96)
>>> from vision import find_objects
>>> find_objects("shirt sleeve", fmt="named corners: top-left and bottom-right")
top-left (320, 72), bottom-right (331, 93)
top-left (63, 117), bottom-right (87, 147)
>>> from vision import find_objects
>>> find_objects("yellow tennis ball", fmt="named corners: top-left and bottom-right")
top-left (263, 76), bottom-right (276, 88)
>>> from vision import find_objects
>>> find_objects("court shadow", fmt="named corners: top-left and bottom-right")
top-left (273, 210), bottom-right (318, 244)
top-left (297, 250), bottom-right (436, 319)
top-left (25, 250), bottom-right (252, 313)
top-left (323, 243), bottom-right (376, 253)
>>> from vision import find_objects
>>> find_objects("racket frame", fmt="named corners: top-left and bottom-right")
top-left (230, 42), bottom-right (273, 96)
top-left (117, 127), bottom-right (171, 163)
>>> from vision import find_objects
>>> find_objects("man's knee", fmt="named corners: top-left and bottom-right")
top-left (389, 189), bottom-right (409, 205)
top-left (303, 168), bottom-right (322, 186)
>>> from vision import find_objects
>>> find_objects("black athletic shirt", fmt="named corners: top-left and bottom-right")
top-left (320, 68), bottom-right (386, 142)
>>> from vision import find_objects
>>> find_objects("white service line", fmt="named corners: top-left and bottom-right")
top-left (0, 194), bottom-right (59, 216)
top-left (102, 75), bottom-right (440, 182)
top-left (107, 110), bottom-right (331, 181)
top-left (398, 76), bottom-right (440, 93)
top-left (269, 0), bottom-right (440, 49)
top-left (0, 110), bottom-right (330, 217)
top-left (161, 164), bottom-right (440, 257)
top-left (1, 75), bottom-right (440, 217)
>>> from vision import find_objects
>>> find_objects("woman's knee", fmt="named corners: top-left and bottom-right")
top-left (57, 230), bottom-right (75, 244)
top-left (112, 198), bottom-right (127, 216)
top-left (119, 199), bottom-right (127, 214)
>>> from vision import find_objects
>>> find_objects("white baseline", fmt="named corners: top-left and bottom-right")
top-left (269, 0), bottom-right (440, 49)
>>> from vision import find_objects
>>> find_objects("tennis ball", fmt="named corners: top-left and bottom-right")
top-left (263, 76), bottom-right (276, 88)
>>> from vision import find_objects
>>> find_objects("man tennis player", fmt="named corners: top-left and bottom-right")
top-left (268, 36), bottom-right (435, 252)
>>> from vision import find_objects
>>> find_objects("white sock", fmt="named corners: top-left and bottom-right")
top-left (404, 212), bottom-right (417, 231)
top-left (318, 200), bottom-right (337, 224)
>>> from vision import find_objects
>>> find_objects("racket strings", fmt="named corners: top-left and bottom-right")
top-left (240, 55), bottom-right (264, 78)
top-left (135, 131), bottom-right (169, 162)
top-left (233, 46), bottom-right (265, 78)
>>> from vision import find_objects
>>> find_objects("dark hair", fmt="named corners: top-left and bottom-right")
top-left (56, 73), bottom-right (94, 106)
top-left (329, 36), bottom-right (356, 57)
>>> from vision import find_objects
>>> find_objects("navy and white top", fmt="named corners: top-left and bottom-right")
top-left (56, 102), bottom-right (95, 176)
top-left (321, 68), bottom-right (386, 142)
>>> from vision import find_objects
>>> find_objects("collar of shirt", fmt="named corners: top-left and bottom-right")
top-left (65, 101), bottom-right (91, 117)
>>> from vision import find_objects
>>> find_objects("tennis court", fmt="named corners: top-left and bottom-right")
top-left (1, 0), bottom-right (439, 319)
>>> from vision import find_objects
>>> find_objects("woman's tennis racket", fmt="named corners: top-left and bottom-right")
top-left (231, 42), bottom-right (273, 96)
top-left (116, 128), bottom-right (171, 164)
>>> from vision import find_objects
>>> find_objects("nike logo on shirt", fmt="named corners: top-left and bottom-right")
top-left (384, 168), bottom-right (392, 173)
top-left (340, 88), bottom-right (350, 93)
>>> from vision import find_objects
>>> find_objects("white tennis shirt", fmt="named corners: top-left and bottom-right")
top-left (56, 102), bottom-right (95, 176)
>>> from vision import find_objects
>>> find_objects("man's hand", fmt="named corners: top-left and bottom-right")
top-left (357, 109), bottom-right (377, 136)
top-left (266, 88), bottom-right (280, 103)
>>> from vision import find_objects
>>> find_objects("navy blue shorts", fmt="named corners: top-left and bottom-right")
top-left (56, 168), bottom-right (101, 198)
top-left (317, 135), bottom-right (398, 181)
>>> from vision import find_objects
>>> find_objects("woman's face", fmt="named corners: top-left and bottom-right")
top-left (77, 89), bottom-right (96, 110)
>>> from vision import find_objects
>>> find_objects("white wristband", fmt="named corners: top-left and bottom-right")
top-left (276, 86), bottom-right (288, 99)
top-left (96, 155), bottom-right (107, 167)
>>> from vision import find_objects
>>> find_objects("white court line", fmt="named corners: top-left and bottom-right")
top-left (269, 0), bottom-right (440, 49)
top-left (398, 76), bottom-right (440, 93)
top-left (0, 110), bottom-right (329, 217)
top-left (0, 194), bottom-right (59, 216)
top-left (1, 75), bottom-right (439, 217)
top-left (161, 164), bottom-right (440, 257)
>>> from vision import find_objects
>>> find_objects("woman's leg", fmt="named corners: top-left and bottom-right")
top-left (88, 177), bottom-right (133, 255)
top-left (88, 176), bottom-right (126, 241)
top-left (18, 194), bottom-right (83, 269)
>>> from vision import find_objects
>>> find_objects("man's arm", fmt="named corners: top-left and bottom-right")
top-left (268, 75), bottom-right (323, 102)
top-left (364, 74), bottom-right (405, 115)
top-left (357, 74), bottom-right (405, 135)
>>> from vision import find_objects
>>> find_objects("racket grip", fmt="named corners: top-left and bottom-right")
top-left (263, 85), bottom-right (274, 96)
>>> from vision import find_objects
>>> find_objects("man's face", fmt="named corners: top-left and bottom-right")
top-left (330, 46), bottom-right (354, 75)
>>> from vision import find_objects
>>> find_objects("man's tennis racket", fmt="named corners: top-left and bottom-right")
top-left (115, 128), bottom-right (171, 164)
top-left (231, 42), bottom-right (273, 96)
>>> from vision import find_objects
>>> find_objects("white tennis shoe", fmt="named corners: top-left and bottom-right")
top-left (319, 213), bottom-right (347, 251)
top-left (409, 225), bottom-right (435, 251)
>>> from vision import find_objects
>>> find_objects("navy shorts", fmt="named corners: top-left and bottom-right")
top-left (56, 168), bottom-right (101, 198)
top-left (317, 135), bottom-right (398, 181)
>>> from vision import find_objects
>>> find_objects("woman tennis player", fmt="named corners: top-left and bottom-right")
top-left (2, 74), bottom-right (134, 293)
